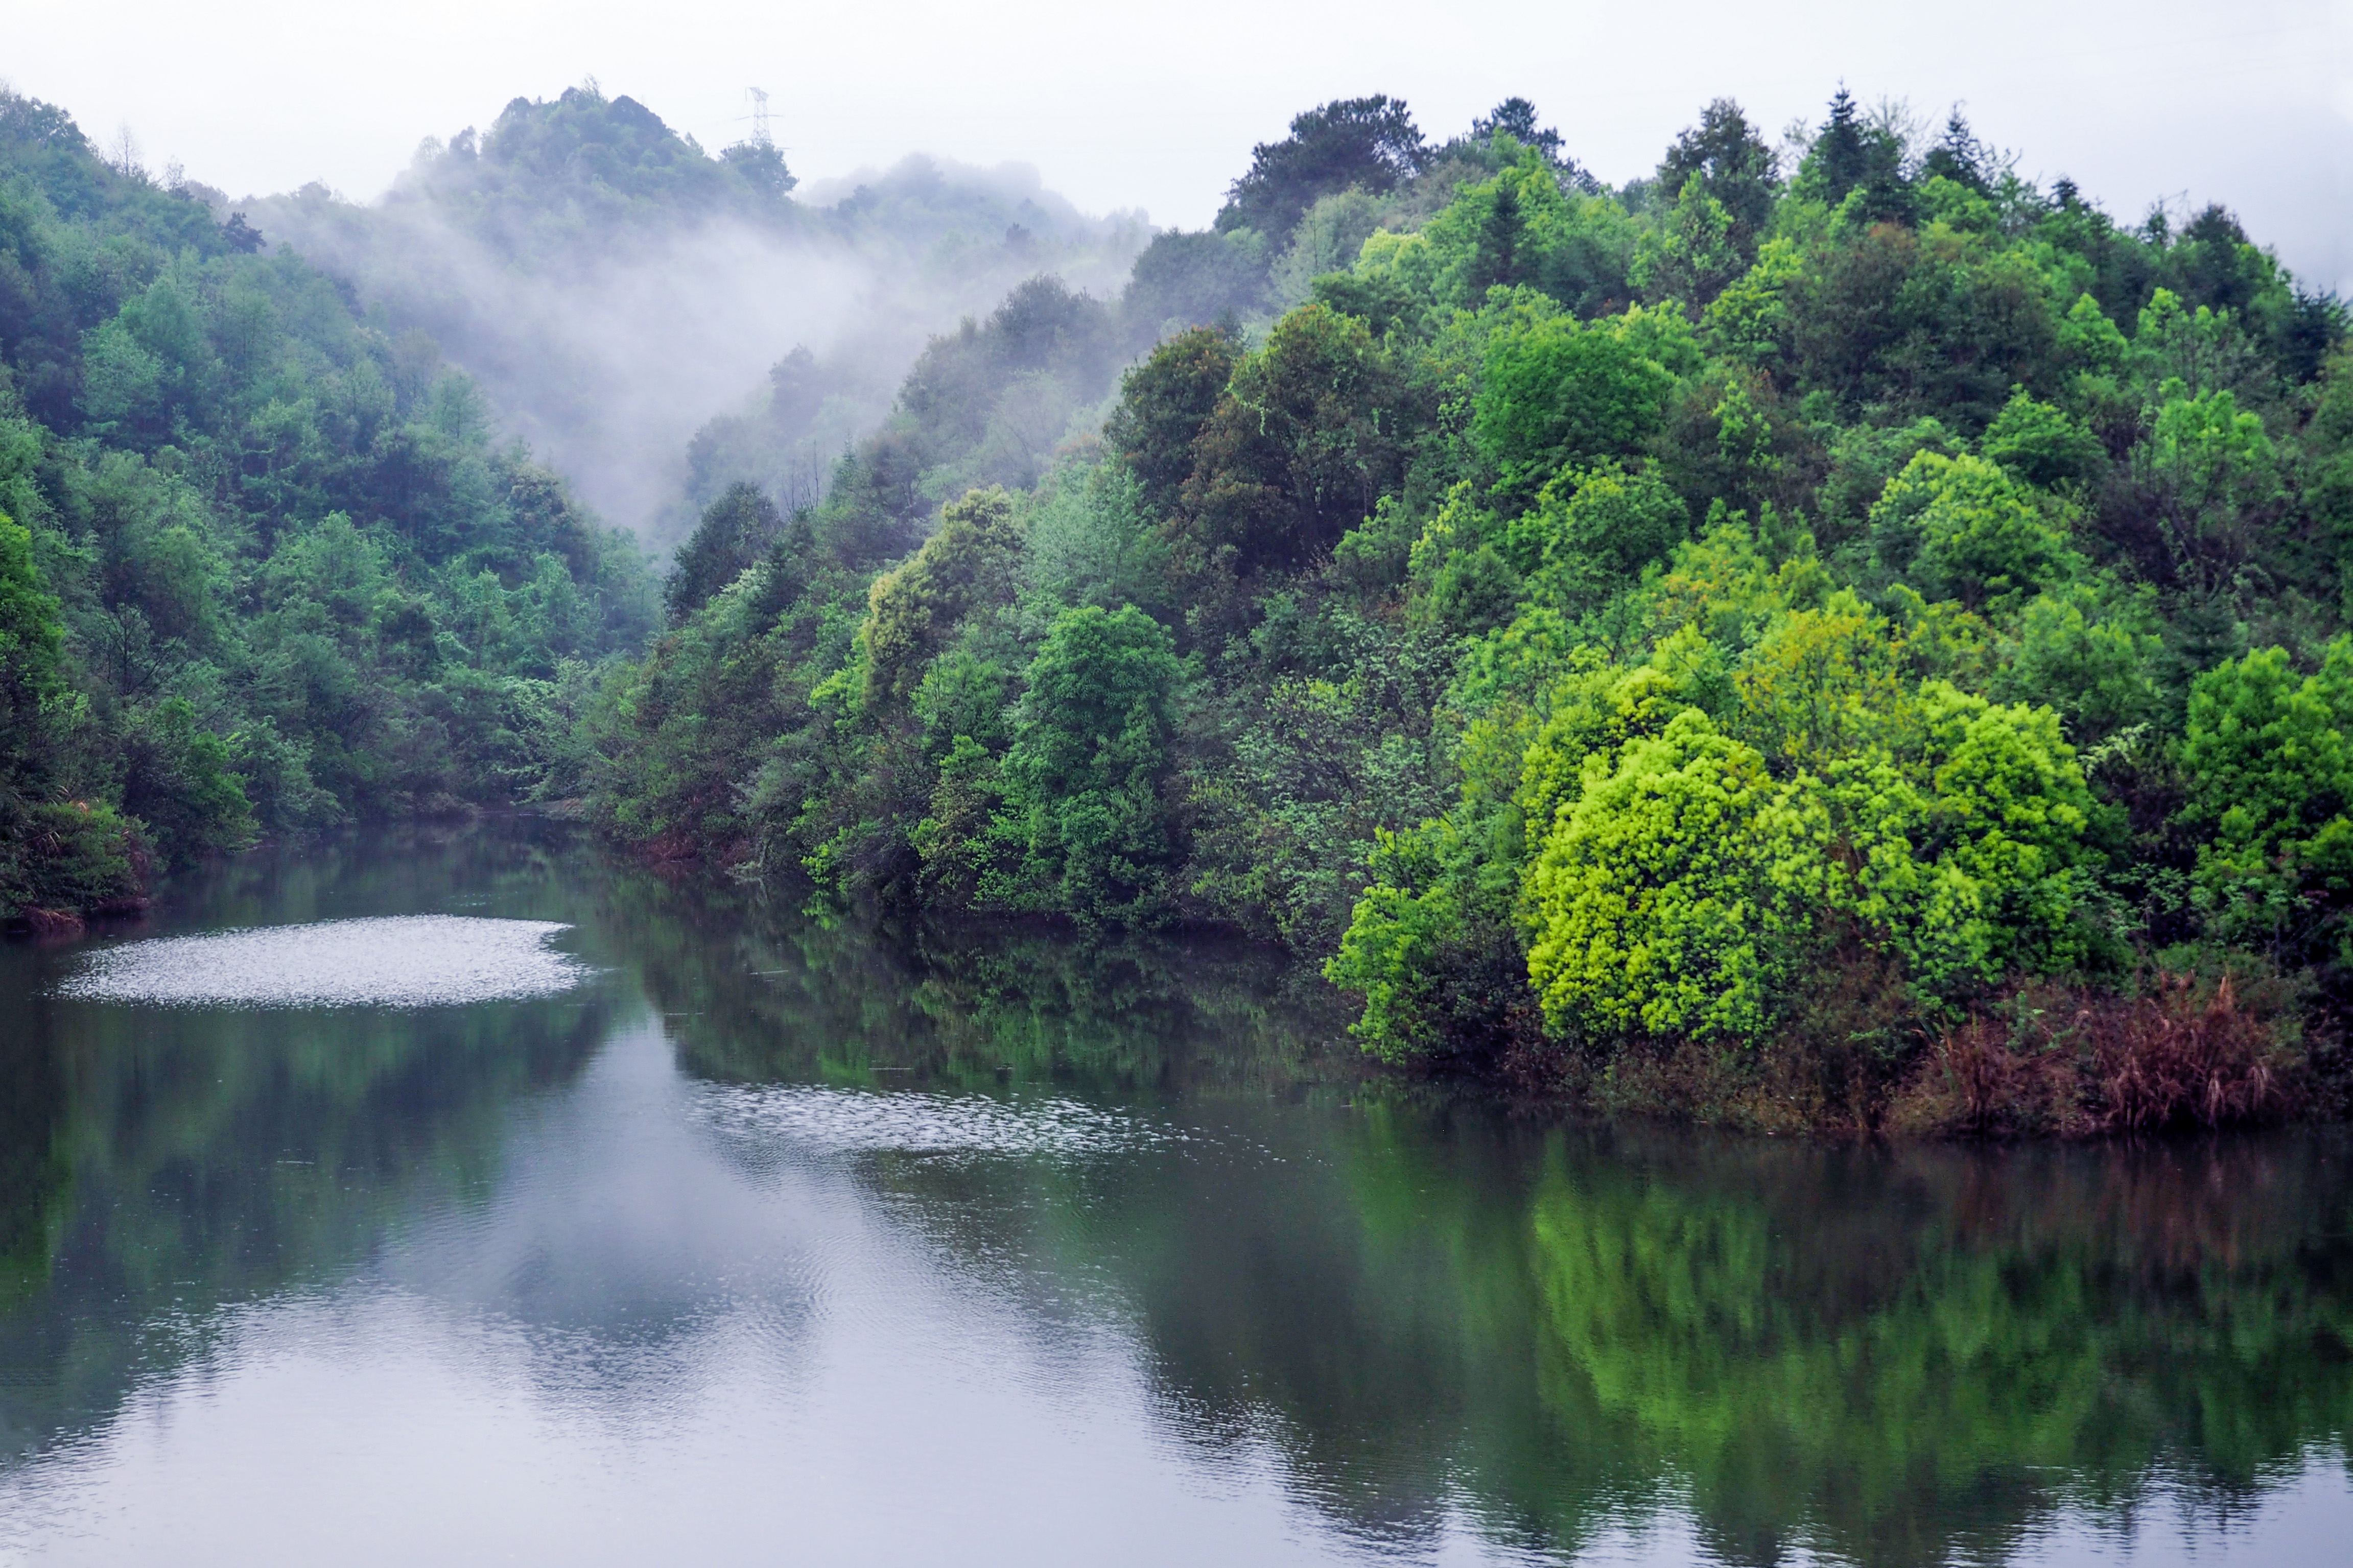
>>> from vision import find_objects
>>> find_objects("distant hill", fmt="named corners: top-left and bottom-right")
top-left (239, 84), bottom-right (1150, 543)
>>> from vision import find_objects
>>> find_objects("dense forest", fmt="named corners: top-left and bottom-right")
top-left (0, 88), bottom-right (657, 925)
top-left (587, 90), bottom-right (2353, 1133)
top-left (8, 81), bottom-right (2352, 1134)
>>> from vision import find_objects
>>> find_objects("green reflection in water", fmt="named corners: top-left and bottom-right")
top-left (596, 855), bottom-right (1352, 1098)
top-left (0, 820), bottom-right (623, 1460)
top-left (909, 1109), bottom-right (2353, 1564)
top-left (1, 819), bottom-right (2347, 1567)
top-left (1511, 1131), bottom-right (2353, 1562)
top-left (601, 857), bottom-right (2353, 1563)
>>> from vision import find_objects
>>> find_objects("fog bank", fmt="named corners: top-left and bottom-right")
top-left (244, 133), bottom-right (1145, 539)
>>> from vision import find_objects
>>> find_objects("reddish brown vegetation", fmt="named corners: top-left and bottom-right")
top-left (1521, 957), bottom-right (2302, 1141)
top-left (643, 830), bottom-right (705, 864)
top-left (1888, 973), bottom-right (2294, 1139)
top-left (18, 907), bottom-right (84, 939)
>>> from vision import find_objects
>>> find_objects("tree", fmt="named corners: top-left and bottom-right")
top-left (1813, 88), bottom-right (1869, 205)
top-left (1472, 307), bottom-right (1687, 501)
top-left (861, 487), bottom-right (1023, 705)
top-left (119, 698), bottom-right (256, 868)
top-left (1509, 465), bottom-right (1690, 608)
top-left (1800, 87), bottom-right (1912, 222)
top-left (2142, 378), bottom-right (2280, 577)
top-left (1781, 224), bottom-right (2059, 425)
top-left (1988, 586), bottom-right (2158, 744)
top-left (0, 512), bottom-right (68, 809)
top-left (1174, 305), bottom-right (1409, 575)
top-left (1216, 97), bottom-right (1425, 249)
top-left (1872, 685), bottom-right (2095, 989)
top-left (1472, 98), bottom-right (1565, 164)
top-left (996, 604), bottom-right (1184, 921)
top-left (666, 481), bottom-right (784, 622)
top-left (1655, 99), bottom-right (1778, 257)
top-left (2178, 642), bottom-right (2353, 957)
top-left (1411, 146), bottom-right (1636, 313)
top-left (718, 139), bottom-right (796, 200)
top-left (1102, 327), bottom-right (1238, 522)
top-left (1868, 450), bottom-right (2079, 611)
top-left (1635, 179), bottom-right (1745, 307)
top-left (1918, 108), bottom-right (1988, 193)
top-left (1979, 389), bottom-right (2104, 492)
top-left (0, 511), bottom-right (138, 917)
top-left (1524, 708), bottom-right (1823, 1042)
top-left (1123, 231), bottom-right (1265, 333)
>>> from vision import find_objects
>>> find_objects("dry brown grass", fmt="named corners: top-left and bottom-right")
top-left (2087, 974), bottom-right (2285, 1130)
top-left (1887, 973), bottom-right (2294, 1139)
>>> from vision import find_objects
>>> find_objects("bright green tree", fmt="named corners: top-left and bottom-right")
top-left (995, 604), bottom-right (1184, 922)
top-left (2178, 642), bottom-right (2353, 956)
top-left (1869, 451), bottom-right (2078, 611)
top-left (1523, 708), bottom-right (1828, 1041)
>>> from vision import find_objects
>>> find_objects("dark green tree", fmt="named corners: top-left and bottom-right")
top-left (1918, 108), bottom-right (1988, 193)
top-left (1655, 99), bottom-right (1778, 256)
top-left (1803, 87), bottom-right (1912, 221)
top-left (666, 481), bottom-right (784, 622)
top-left (1102, 327), bottom-right (1239, 522)
top-left (1216, 97), bottom-right (1425, 249)
top-left (998, 604), bottom-right (1184, 922)
top-left (1472, 98), bottom-right (1563, 164)
top-left (1174, 305), bottom-right (1409, 576)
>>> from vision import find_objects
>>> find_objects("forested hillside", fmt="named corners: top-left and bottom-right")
top-left (247, 83), bottom-right (1151, 542)
top-left (592, 91), bottom-right (2353, 1132)
top-left (9, 74), bottom-right (2350, 1133)
top-left (0, 89), bottom-right (656, 927)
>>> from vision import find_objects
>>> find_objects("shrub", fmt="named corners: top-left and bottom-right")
top-left (1889, 973), bottom-right (2293, 1137)
top-left (1523, 708), bottom-right (1829, 1041)
top-left (993, 604), bottom-right (1184, 922)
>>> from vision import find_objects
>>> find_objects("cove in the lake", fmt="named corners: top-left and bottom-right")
top-left (1, 818), bottom-right (2348, 1567)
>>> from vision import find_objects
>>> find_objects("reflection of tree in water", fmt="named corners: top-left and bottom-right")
top-left (10, 824), bottom-right (2347, 1565)
top-left (0, 963), bottom-right (66, 1318)
top-left (1123, 1120), bottom-right (2353, 1565)
top-left (594, 862), bottom-right (1350, 1097)
top-left (588, 856), bottom-right (2353, 1564)
top-left (810, 1099), bottom-right (2353, 1564)
top-left (0, 819), bottom-right (620, 1465)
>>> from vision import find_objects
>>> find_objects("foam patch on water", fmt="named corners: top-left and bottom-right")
top-left (53, 916), bottom-right (594, 1009)
top-left (697, 1083), bottom-right (1180, 1162)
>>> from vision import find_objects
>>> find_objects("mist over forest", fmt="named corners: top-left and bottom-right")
top-left (238, 84), bottom-right (1149, 542)
top-left (6, 74), bottom-right (2352, 1133)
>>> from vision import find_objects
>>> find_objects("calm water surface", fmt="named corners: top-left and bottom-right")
top-left (2, 820), bottom-right (2349, 1566)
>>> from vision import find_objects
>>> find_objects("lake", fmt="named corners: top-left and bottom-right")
top-left (2, 818), bottom-right (2348, 1566)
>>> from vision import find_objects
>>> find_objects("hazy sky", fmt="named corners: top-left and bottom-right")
top-left (12, 0), bottom-right (2353, 289)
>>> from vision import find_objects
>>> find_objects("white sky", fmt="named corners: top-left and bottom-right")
top-left (9, 0), bottom-right (2353, 290)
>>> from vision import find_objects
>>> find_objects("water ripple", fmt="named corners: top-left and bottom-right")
top-left (695, 1082), bottom-right (1182, 1163)
top-left (52, 916), bottom-right (594, 1009)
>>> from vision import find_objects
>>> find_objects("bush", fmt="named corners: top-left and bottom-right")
top-left (993, 604), bottom-right (1184, 922)
top-left (1, 799), bottom-right (143, 924)
top-left (1523, 708), bottom-right (1827, 1042)
top-left (1888, 973), bottom-right (2294, 1137)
